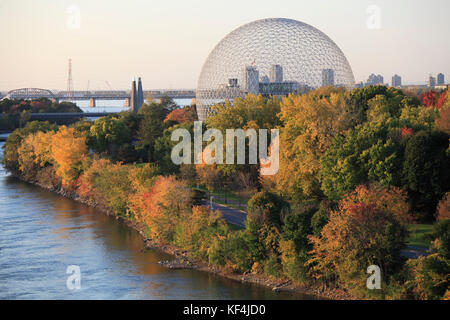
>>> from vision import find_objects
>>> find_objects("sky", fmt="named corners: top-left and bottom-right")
top-left (0, 0), bottom-right (449, 91)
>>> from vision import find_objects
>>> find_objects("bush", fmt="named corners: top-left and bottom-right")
top-left (208, 231), bottom-right (253, 273)
top-left (263, 254), bottom-right (282, 278)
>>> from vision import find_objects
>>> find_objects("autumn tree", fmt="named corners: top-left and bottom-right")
top-left (2, 121), bottom-right (58, 173)
top-left (128, 176), bottom-right (192, 242)
top-left (277, 87), bottom-right (355, 200)
top-left (308, 184), bottom-right (408, 294)
top-left (51, 126), bottom-right (88, 186)
top-left (165, 105), bottom-right (197, 124)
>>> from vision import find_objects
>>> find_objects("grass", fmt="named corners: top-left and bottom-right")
top-left (194, 185), bottom-right (249, 211)
top-left (406, 224), bottom-right (434, 249)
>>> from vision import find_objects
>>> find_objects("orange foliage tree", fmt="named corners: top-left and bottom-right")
top-left (128, 176), bottom-right (192, 242)
top-left (164, 106), bottom-right (197, 124)
top-left (51, 126), bottom-right (88, 186)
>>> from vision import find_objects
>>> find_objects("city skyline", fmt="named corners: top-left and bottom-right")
top-left (0, 0), bottom-right (449, 91)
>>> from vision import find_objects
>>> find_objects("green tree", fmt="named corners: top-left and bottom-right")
top-left (402, 130), bottom-right (450, 222)
top-left (320, 120), bottom-right (402, 199)
top-left (88, 116), bottom-right (131, 158)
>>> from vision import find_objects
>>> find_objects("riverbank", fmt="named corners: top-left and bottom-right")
top-left (17, 174), bottom-right (355, 300)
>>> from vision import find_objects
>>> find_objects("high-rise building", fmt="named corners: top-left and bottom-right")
top-left (321, 69), bottom-right (335, 86)
top-left (437, 73), bottom-right (445, 85)
top-left (392, 74), bottom-right (402, 87)
top-left (367, 73), bottom-right (384, 85)
top-left (270, 64), bottom-right (283, 83)
top-left (428, 75), bottom-right (436, 88)
top-left (242, 66), bottom-right (259, 95)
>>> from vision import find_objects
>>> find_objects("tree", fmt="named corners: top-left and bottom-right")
top-left (247, 190), bottom-right (289, 228)
top-left (2, 121), bottom-right (58, 173)
top-left (436, 192), bottom-right (450, 221)
top-left (308, 186), bottom-right (408, 294)
top-left (435, 105), bottom-right (450, 134)
top-left (88, 116), bottom-right (131, 157)
top-left (136, 102), bottom-right (169, 161)
top-left (277, 87), bottom-right (355, 200)
top-left (206, 94), bottom-right (282, 131)
top-left (320, 120), bottom-right (402, 199)
top-left (128, 176), bottom-right (192, 242)
top-left (51, 126), bottom-right (88, 186)
top-left (165, 105), bottom-right (197, 124)
top-left (402, 130), bottom-right (450, 221)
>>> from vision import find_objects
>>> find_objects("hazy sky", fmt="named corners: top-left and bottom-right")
top-left (0, 0), bottom-right (449, 91)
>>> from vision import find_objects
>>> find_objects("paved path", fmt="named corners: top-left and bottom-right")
top-left (208, 202), bottom-right (247, 228)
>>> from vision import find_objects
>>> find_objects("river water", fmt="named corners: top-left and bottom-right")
top-left (0, 142), bottom-right (315, 300)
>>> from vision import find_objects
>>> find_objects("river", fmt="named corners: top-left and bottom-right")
top-left (0, 142), bottom-right (315, 300)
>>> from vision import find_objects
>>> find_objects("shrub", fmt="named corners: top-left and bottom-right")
top-left (208, 231), bottom-right (252, 273)
top-left (263, 254), bottom-right (282, 278)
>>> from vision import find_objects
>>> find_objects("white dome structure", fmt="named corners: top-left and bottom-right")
top-left (196, 18), bottom-right (355, 120)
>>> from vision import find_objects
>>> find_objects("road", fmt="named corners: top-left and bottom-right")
top-left (208, 202), bottom-right (247, 228)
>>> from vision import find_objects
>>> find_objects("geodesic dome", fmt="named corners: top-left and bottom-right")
top-left (196, 18), bottom-right (355, 120)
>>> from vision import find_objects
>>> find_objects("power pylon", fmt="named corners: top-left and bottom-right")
top-left (66, 58), bottom-right (74, 101)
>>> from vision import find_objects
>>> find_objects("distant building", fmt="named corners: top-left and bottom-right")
top-left (321, 69), bottom-right (335, 86)
top-left (428, 75), bottom-right (436, 88)
top-left (242, 66), bottom-right (260, 95)
top-left (259, 81), bottom-right (300, 96)
top-left (367, 73), bottom-right (384, 85)
top-left (260, 75), bottom-right (270, 83)
top-left (227, 78), bottom-right (238, 87)
top-left (437, 73), bottom-right (445, 85)
top-left (392, 74), bottom-right (402, 87)
top-left (270, 64), bottom-right (283, 83)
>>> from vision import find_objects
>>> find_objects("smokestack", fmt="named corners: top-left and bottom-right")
top-left (137, 77), bottom-right (144, 110)
top-left (130, 78), bottom-right (137, 112)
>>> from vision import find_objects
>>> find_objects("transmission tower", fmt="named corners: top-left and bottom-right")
top-left (66, 58), bottom-right (74, 101)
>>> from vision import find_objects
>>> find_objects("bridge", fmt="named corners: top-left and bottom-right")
top-left (29, 112), bottom-right (113, 121)
top-left (3, 88), bottom-right (196, 104)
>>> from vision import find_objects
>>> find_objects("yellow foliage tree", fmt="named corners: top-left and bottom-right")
top-left (277, 88), bottom-right (354, 199)
top-left (51, 126), bottom-right (88, 186)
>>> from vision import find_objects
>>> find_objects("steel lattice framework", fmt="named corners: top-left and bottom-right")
top-left (5, 88), bottom-right (55, 100)
top-left (196, 18), bottom-right (355, 120)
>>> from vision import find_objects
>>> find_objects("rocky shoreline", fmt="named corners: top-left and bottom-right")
top-left (21, 175), bottom-right (355, 300)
